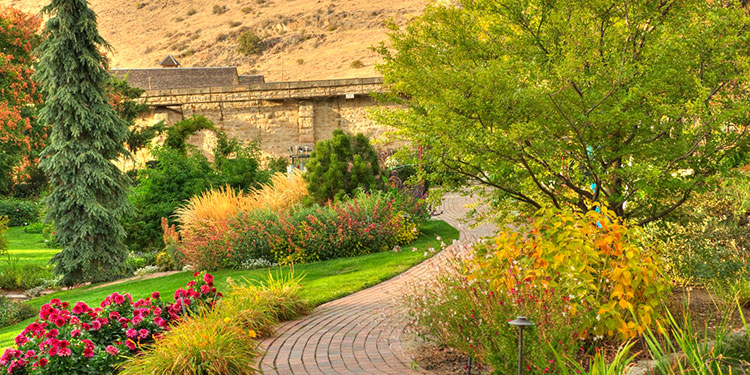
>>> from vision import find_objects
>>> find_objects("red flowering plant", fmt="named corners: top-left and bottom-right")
top-left (0, 272), bottom-right (220, 374)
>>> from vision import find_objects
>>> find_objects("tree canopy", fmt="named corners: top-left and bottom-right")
top-left (376, 0), bottom-right (750, 224)
top-left (0, 7), bottom-right (44, 195)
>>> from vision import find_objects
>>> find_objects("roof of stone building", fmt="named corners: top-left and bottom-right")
top-left (238, 75), bottom-right (265, 85)
top-left (110, 66), bottom-right (241, 91)
top-left (159, 55), bottom-right (180, 67)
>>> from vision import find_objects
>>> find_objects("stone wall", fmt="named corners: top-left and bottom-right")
top-left (137, 77), bottom-right (399, 157)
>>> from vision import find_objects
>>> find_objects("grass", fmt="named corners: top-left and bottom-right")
top-left (3, 226), bottom-right (59, 268)
top-left (0, 220), bottom-right (458, 349)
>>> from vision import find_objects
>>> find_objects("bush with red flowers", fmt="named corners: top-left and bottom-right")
top-left (0, 272), bottom-right (220, 374)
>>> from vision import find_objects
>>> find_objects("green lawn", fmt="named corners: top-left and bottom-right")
top-left (4, 226), bottom-right (60, 268)
top-left (0, 220), bottom-right (458, 349)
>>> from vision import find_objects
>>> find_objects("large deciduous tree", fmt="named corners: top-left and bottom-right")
top-left (376, 0), bottom-right (750, 224)
top-left (0, 7), bottom-right (45, 195)
top-left (35, 0), bottom-right (131, 284)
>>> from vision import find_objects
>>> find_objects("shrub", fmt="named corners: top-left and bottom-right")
top-left (212, 4), bottom-right (228, 14)
top-left (180, 190), bottom-right (423, 269)
top-left (119, 272), bottom-right (308, 375)
top-left (0, 272), bottom-right (220, 374)
top-left (642, 175), bottom-right (750, 287)
top-left (163, 116), bottom-right (215, 154)
top-left (467, 206), bottom-right (669, 339)
top-left (404, 206), bottom-right (670, 373)
top-left (0, 262), bottom-right (55, 291)
top-left (350, 59), bottom-right (364, 68)
top-left (0, 198), bottom-right (39, 226)
top-left (42, 223), bottom-right (58, 248)
top-left (238, 30), bottom-right (263, 55)
top-left (22, 222), bottom-right (44, 234)
top-left (0, 216), bottom-right (7, 253)
top-left (175, 171), bottom-right (307, 236)
top-left (405, 248), bottom-right (581, 374)
top-left (125, 147), bottom-right (219, 252)
top-left (0, 297), bottom-right (35, 329)
top-left (241, 6), bottom-right (252, 14)
top-left (186, 8), bottom-right (196, 16)
top-left (305, 129), bottom-right (381, 203)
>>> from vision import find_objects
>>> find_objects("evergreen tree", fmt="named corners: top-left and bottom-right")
top-left (34, 0), bottom-right (131, 285)
top-left (305, 130), bottom-right (380, 202)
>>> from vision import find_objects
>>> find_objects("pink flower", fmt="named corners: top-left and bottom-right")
top-left (70, 329), bottom-right (81, 338)
top-left (114, 294), bottom-right (125, 304)
top-left (151, 291), bottom-right (160, 299)
top-left (105, 345), bottom-right (119, 356)
top-left (90, 320), bottom-right (101, 331)
top-left (83, 347), bottom-right (94, 358)
top-left (200, 285), bottom-right (210, 294)
top-left (35, 358), bottom-right (48, 368)
top-left (126, 329), bottom-right (137, 338)
top-left (203, 273), bottom-right (214, 285)
top-left (138, 329), bottom-right (150, 339)
top-left (125, 340), bottom-right (136, 350)
top-left (57, 348), bottom-right (72, 357)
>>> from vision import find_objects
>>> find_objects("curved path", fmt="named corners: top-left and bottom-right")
top-left (258, 192), bottom-right (496, 374)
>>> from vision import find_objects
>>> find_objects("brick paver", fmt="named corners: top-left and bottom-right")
top-left (258, 192), bottom-right (496, 374)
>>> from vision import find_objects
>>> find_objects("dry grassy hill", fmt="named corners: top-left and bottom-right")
top-left (1, 0), bottom-right (426, 81)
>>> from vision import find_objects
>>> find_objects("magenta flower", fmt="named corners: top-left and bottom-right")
top-left (105, 345), bottom-right (119, 356)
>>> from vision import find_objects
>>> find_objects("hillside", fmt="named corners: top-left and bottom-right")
top-left (1, 0), bottom-right (426, 81)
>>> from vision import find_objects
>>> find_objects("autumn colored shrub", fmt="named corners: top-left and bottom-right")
top-left (467, 206), bottom-right (669, 340)
top-left (404, 244), bottom-right (581, 374)
top-left (0, 272), bottom-right (220, 374)
top-left (405, 206), bottom-right (670, 373)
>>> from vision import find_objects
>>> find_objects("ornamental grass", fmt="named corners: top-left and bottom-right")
top-left (119, 271), bottom-right (308, 375)
top-left (174, 171), bottom-right (307, 235)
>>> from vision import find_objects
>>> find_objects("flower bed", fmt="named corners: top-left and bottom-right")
top-left (0, 272), bottom-right (219, 374)
top-left (179, 191), bottom-right (425, 270)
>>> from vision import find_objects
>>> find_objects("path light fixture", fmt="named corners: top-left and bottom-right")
top-left (509, 316), bottom-right (534, 375)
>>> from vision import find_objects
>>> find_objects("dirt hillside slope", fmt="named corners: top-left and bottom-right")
top-left (1, 0), bottom-right (426, 81)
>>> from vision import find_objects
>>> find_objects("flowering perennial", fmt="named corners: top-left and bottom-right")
top-left (0, 272), bottom-right (220, 374)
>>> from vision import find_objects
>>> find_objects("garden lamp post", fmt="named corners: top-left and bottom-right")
top-left (509, 316), bottom-right (534, 375)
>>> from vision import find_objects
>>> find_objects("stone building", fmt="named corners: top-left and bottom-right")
top-left (114, 56), bottom-right (396, 160)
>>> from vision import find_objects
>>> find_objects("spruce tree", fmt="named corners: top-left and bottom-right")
top-left (34, 0), bottom-right (131, 285)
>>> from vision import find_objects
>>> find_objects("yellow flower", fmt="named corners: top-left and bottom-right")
top-left (223, 317), bottom-right (232, 323)
top-left (248, 330), bottom-right (257, 338)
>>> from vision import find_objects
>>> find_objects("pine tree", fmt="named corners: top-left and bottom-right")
top-left (305, 130), bottom-right (381, 202)
top-left (34, 0), bottom-right (131, 285)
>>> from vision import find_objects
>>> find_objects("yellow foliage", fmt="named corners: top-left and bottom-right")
top-left (466, 205), bottom-right (670, 340)
top-left (175, 171), bottom-right (308, 235)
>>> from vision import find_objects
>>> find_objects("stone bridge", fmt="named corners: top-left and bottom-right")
top-left (137, 77), bottom-right (396, 156)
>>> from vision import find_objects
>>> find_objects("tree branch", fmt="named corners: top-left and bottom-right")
top-left (637, 188), bottom-right (692, 225)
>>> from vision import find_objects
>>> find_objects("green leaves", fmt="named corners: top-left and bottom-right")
top-left (376, 0), bottom-right (750, 223)
top-left (305, 130), bottom-right (381, 203)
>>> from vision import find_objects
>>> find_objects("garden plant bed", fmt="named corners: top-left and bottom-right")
top-left (0, 220), bottom-right (458, 349)
top-left (407, 286), bottom-right (750, 374)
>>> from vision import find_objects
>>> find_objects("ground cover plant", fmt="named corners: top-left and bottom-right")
top-left (0, 220), bottom-right (457, 349)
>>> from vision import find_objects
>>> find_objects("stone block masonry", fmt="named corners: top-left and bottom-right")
top-left (136, 77), bottom-right (400, 156)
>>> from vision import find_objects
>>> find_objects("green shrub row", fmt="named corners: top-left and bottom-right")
top-left (0, 198), bottom-right (39, 227)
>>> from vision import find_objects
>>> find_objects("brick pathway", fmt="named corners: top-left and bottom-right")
top-left (258, 192), bottom-right (496, 374)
